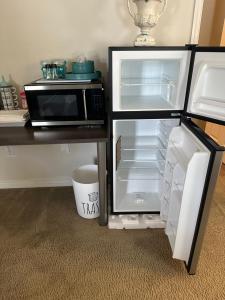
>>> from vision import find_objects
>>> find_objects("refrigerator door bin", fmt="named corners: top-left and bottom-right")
top-left (165, 190), bottom-right (183, 250)
top-left (164, 165), bottom-right (185, 251)
top-left (111, 49), bottom-right (191, 112)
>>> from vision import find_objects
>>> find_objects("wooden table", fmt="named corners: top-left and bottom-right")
top-left (0, 124), bottom-right (108, 225)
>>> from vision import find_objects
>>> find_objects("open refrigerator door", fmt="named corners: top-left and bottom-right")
top-left (185, 47), bottom-right (225, 125)
top-left (160, 118), bottom-right (223, 274)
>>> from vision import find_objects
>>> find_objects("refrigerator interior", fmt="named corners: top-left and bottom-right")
top-left (121, 60), bottom-right (180, 111)
top-left (113, 119), bottom-right (210, 246)
top-left (112, 51), bottom-right (191, 112)
top-left (187, 52), bottom-right (225, 122)
top-left (113, 119), bottom-right (179, 212)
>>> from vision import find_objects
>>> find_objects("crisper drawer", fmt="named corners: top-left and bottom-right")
top-left (115, 179), bottom-right (161, 212)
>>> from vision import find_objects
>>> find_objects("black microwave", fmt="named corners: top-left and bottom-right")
top-left (24, 80), bottom-right (105, 126)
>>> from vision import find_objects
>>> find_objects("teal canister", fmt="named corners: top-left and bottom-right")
top-left (72, 60), bottom-right (95, 74)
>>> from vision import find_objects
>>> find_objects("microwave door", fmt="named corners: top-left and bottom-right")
top-left (184, 47), bottom-right (225, 125)
top-left (26, 89), bottom-right (85, 126)
top-left (161, 117), bottom-right (224, 274)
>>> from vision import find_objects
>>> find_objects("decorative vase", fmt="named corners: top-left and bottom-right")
top-left (127, 0), bottom-right (167, 46)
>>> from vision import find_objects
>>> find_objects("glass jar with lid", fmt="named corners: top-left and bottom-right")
top-left (53, 60), bottom-right (66, 79)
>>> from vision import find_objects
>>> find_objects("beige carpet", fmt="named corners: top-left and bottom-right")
top-left (0, 168), bottom-right (225, 300)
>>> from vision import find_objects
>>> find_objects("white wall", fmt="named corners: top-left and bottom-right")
top-left (0, 0), bottom-right (195, 188)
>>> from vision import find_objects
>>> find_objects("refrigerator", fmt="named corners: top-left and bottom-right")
top-left (107, 45), bottom-right (225, 275)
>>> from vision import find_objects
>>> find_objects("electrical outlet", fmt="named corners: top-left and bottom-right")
top-left (61, 144), bottom-right (71, 154)
top-left (5, 146), bottom-right (16, 157)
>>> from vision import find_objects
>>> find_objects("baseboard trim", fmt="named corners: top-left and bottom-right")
top-left (0, 177), bottom-right (73, 189)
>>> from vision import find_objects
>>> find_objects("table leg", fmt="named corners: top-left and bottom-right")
top-left (97, 141), bottom-right (108, 226)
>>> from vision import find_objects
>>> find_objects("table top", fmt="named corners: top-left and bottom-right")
top-left (0, 124), bottom-right (108, 146)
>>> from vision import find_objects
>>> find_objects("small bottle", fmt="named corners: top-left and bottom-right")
top-left (19, 87), bottom-right (28, 109)
top-left (0, 89), bottom-right (3, 110)
top-left (41, 60), bottom-right (51, 79)
top-left (53, 60), bottom-right (66, 79)
top-left (46, 64), bottom-right (52, 80)
top-left (41, 64), bottom-right (47, 79)
top-left (52, 64), bottom-right (58, 80)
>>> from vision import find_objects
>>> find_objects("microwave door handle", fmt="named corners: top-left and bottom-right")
top-left (82, 89), bottom-right (88, 120)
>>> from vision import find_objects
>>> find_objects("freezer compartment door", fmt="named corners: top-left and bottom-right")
top-left (161, 118), bottom-right (223, 274)
top-left (185, 47), bottom-right (225, 125)
top-left (110, 48), bottom-right (191, 112)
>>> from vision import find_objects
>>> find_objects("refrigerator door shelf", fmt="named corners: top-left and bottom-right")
top-left (120, 95), bottom-right (174, 111)
top-left (169, 144), bottom-right (190, 171)
top-left (160, 150), bottom-right (186, 221)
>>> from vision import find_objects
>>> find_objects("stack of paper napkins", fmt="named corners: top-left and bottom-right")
top-left (0, 110), bottom-right (29, 127)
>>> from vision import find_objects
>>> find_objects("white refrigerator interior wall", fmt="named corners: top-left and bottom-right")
top-left (0, 0), bottom-right (195, 188)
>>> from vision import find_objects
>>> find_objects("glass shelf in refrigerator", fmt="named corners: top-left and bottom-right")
top-left (117, 167), bottom-right (163, 181)
top-left (121, 149), bottom-right (166, 162)
top-left (120, 95), bottom-right (175, 111)
top-left (118, 160), bottom-right (165, 170)
top-left (121, 77), bottom-right (176, 87)
top-left (121, 136), bottom-right (167, 150)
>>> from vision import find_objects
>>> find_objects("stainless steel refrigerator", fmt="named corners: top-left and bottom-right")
top-left (107, 45), bottom-right (225, 274)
